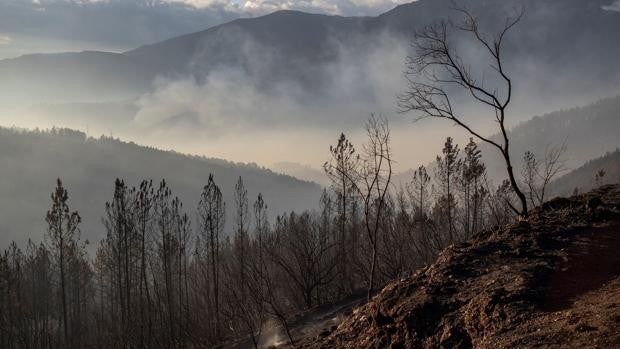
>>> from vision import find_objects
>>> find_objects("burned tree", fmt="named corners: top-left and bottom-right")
top-left (45, 179), bottom-right (81, 347)
top-left (197, 174), bottom-right (225, 338)
top-left (434, 137), bottom-right (461, 244)
top-left (326, 116), bottom-right (393, 301)
top-left (323, 133), bottom-right (359, 296)
top-left (399, 6), bottom-right (528, 217)
top-left (521, 144), bottom-right (567, 207)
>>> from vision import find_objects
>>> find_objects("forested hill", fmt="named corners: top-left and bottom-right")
top-left (0, 127), bottom-right (322, 248)
top-left (550, 149), bottom-right (620, 197)
top-left (482, 95), bottom-right (620, 182)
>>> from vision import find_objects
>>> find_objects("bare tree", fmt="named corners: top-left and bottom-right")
top-left (102, 179), bottom-right (138, 346)
top-left (136, 179), bottom-right (154, 348)
top-left (233, 176), bottom-right (249, 292)
top-left (434, 137), bottom-right (461, 244)
top-left (521, 144), bottom-right (567, 207)
top-left (269, 212), bottom-right (337, 309)
top-left (197, 174), bottom-right (225, 338)
top-left (326, 116), bottom-right (393, 301)
top-left (45, 179), bottom-right (81, 347)
top-left (399, 6), bottom-right (529, 217)
top-left (323, 133), bottom-right (359, 296)
top-left (407, 165), bottom-right (437, 264)
top-left (226, 177), bottom-right (267, 348)
top-left (461, 138), bottom-right (486, 236)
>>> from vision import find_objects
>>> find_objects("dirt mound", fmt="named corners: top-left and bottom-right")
top-left (300, 185), bottom-right (620, 349)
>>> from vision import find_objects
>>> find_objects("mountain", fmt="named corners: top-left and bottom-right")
top-left (123, 10), bottom-right (368, 86)
top-left (550, 149), bottom-right (620, 197)
top-left (1, 0), bottom-right (619, 106)
top-left (480, 95), bottom-right (620, 185)
top-left (123, 0), bottom-right (620, 88)
top-left (301, 185), bottom-right (620, 348)
top-left (0, 51), bottom-right (155, 105)
top-left (0, 127), bottom-right (322, 249)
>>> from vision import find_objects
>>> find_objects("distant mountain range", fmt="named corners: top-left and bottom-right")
top-left (0, 127), bottom-right (321, 249)
top-left (1, 0), bottom-right (619, 107)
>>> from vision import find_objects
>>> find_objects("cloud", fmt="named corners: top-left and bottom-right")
top-left (602, 0), bottom-right (620, 11)
top-left (0, 34), bottom-right (11, 45)
top-left (239, 1), bottom-right (341, 15)
top-left (175, 0), bottom-right (405, 15)
top-left (133, 31), bottom-right (409, 133)
top-left (127, 31), bottom-right (468, 172)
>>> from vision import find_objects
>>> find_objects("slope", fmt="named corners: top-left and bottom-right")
top-left (550, 149), bottom-right (620, 197)
top-left (481, 95), bottom-right (620, 184)
top-left (301, 185), bottom-right (620, 348)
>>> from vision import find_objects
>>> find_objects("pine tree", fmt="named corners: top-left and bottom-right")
top-left (45, 179), bottom-right (81, 348)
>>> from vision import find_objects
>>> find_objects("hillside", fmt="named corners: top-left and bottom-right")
top-left (550, 149), bottom-right (620, 197)
top-left (299, 185), bottom-right (620, 348)
top-left (0, 127), bottom-right (322, 248)
top-left (481, 95), bottom-right (620, 183)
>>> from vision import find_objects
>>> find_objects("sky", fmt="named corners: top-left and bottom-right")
top-left (0, 0), bottom-right (408, 59)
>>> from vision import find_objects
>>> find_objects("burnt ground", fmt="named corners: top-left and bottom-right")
top-left (295, 185), bottom-right (620, 349)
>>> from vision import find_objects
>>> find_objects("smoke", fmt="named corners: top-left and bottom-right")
top-left (135, 32), bottom-right (409, 130)
top-left (130, 32), bottom-right (428, 170)
top-left (128, 19), bottom-right (620, 174)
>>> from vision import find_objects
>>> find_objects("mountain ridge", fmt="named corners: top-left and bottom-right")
top-left (2, 0), bottom-right (619, 106)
